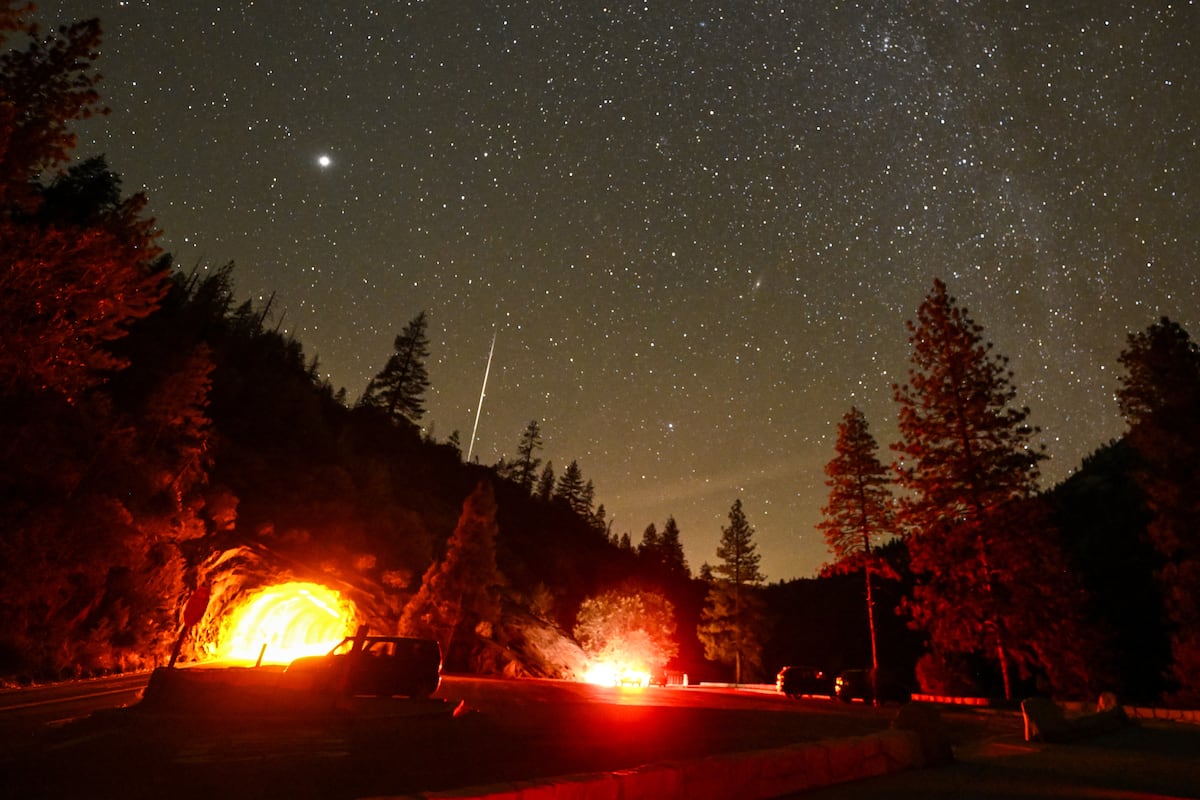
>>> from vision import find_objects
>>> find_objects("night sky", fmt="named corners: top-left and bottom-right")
top-left (40, 1), bottom-right (1199, 580)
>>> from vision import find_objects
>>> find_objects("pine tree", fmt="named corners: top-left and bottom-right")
top-left (638, 523), bottom-right (660, 561)
top-left (361, 311), bottom-right (430, 425)
top-left (893, 279), bottom-right (1088, 699)
top-left (399, 480), bottom-right (503, 668)
top-left (511, 419), bottom-right (543, 491)
top-left (639, 518), bottom-right (690, 581)
top-left (697, 498), bottom-right (765, 683)
top-left (659, 516), bottom-right (691, 581)
top-left (818, 407), bottom-right (896, 700)
top-left (536, 461), bottom-right (555, 501)
top-left (555, 459), bottom-right (588, 516)
top-left (592, 502), bottom-right (608, 534)
top-left (1117, 317), bottom-right (1200, 703)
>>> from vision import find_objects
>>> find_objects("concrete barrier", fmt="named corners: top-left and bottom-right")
top-left (375, 729), bottom-right (925, 800)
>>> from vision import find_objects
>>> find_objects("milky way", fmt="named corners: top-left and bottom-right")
top-left (42, 1), bottom-right (1199, 579)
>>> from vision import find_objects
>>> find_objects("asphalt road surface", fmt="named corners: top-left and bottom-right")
top-left (0, 673), bottom-right (905, 799)
top-left (4, 673), bottom-right (1196, 799)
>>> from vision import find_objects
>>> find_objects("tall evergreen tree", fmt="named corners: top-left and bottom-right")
top-left (893, 279), bottom-right (1091, 699)
top-left (818, 407), bottom-right (896, 701)
top-left (697, 498), bottom-right (765, 683)
top-left (1117, 317), bottom-right (1200, 703)
top-left (659, 516), bottom-right (691, 581)
top-left (535, 461), bottom-right (556, 501)
top-left (399, 480), bottom-right (503, 669)
top-left (555, 459), bottom-right (588, 516)
top-left (592, 502), bottom-right (608, 534)
top-left (638, 522), bottom-right (660, 561)
top-left (511, 419), bottom-right (543, 491)
top-left (639, 517), bottom-right (690, 582)
top-left (361, 311), bottom-right (430, 425)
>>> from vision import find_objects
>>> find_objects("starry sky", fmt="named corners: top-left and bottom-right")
top-left (39, 1), bottom-right (1199, 581)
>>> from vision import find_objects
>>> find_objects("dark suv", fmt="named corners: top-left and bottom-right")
top-left (286, 628), bottom-right (442, 698)
top-left (834, 668), bottom-right (911, 704)
top-left (776, 666), bottom-right (835, 699)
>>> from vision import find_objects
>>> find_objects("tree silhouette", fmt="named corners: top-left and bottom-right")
top-left (361, 311), bottom-right (430, 425)
top-left (639, 517), bottom-right (691, 582)
top-left (638, 522), bottom-right (660, 560)
top-left (818, 407), bottom-right (896, 702)
top-left (1117, 317), bottom-right (1200, 703)
top-left (893, 279), bottom-right (1090, 699)
top-left (510, 419), bottom-right (543, 491)
top-left (697, 498), bottom-right (765, 683)
top-left (535, 461), bottom-right (555, 501)
top-left (555, 459), bottom-right (589, 517)
top-left (659, 516), bottom-right (691, 581)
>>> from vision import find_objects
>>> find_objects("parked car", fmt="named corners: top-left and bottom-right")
top-left (286, 628), bottom-right (441, 698)
top-left (834, 668), bottom-right (911, 705)
top-left (776, 666), bottom-right (835, 699)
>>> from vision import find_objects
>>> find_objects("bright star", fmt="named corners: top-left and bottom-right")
top-left (317, 154), bottom-right (332, 168)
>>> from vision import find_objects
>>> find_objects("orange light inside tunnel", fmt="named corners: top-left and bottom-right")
top-left (216, 581), bottom-right (357, 665)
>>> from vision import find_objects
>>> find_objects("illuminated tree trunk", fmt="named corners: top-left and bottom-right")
top-left (819, 408), bottom-right (895, 705)
top-left (864, 547), bottom-right (879, 706)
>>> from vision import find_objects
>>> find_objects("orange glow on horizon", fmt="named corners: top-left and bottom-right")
top-left (213, 581), bottom-right (357, 665)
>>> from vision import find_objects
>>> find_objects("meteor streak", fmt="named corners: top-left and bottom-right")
top-left (466, 330), bottom-right (496, 464)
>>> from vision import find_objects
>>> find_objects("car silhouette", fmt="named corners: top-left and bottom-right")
top-left (776, 666), bottom-right (835, 699)
top-left (286, 628), bottom-right (441, 699)
top-left (834, 668), bottom-right (911, 704)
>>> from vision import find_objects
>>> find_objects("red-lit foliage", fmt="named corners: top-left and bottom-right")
top-left (400, 480), bottom-right (503, 670)
top-left (1, 10), bottom-right (167, 400)
top-left (893, 279), bottom-right (1099, 699)
top-left (0, 6), bottom-right (188, 678)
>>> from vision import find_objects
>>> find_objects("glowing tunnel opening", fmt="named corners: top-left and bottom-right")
top-left (217, 581), bottom-right (357, 665)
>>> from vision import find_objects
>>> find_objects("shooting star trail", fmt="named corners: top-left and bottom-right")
top-left (466, 330), bottom-right (497, 464)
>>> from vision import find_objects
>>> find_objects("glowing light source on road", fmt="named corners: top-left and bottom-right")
top-left (583, 659), bottom-right (652, 688)
top-left (216, 581), bottom-right (356, 665)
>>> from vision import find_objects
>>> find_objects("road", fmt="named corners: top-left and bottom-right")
top-left (0, 672), bottom-right (907, 799)
top-left (0, 672), bottom-right (148, 734)
top-left (6, 672), bottom-right (1195, 799)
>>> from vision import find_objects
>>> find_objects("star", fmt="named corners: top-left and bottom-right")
top-left (66, 2), bottom-right (1200, 580)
